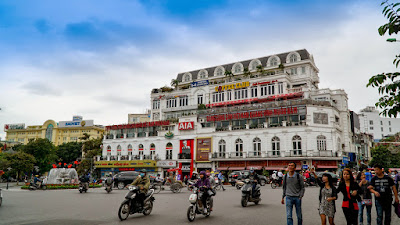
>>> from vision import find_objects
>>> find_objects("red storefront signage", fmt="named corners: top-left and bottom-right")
top-left (252, 80), bottom-right (278, 86)
top-left (206, 107), bottom-right (298, 122)
top-left (179, 139), bottom-right (195, 176)
top-left (178, 122), bottom-right (194, 130)
top-left (106, 120), bottom-right (170, 130)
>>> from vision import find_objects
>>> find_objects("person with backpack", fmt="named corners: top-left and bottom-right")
top-left (281, 162), bottom-right (305, 225)
top-left (311, 167), bottom-right (337, 225)
top-left (368, 164), bottom-right (399, 225)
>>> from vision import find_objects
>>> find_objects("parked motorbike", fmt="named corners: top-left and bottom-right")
top-left (187, 187), bottom-right (213, 222)
top-left (118, 185), bottom-right (155, 221)
top-left (241, 178), bottom-right (261, 207)
top-left (29, 181), bottom-right (47, 190)
top-left (79, 182), bottom-right (88, 193)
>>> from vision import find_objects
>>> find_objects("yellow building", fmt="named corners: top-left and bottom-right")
top-left (4, 116), bottom-right (105, 146)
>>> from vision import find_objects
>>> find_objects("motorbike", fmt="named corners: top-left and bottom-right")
top-left (79, 182), bottom-right (88, 193)
top-left (118, 185), bottom-right (155, 221)
top-left (105, 183), bottom-right (113, 193)
top-left (187, 180), bottom-right (196, 191)
top-left (304, 177), bottom-right (317, 187)
top-left (235, 179), bottom-right (244, 189)
top-left (241, 178), bottom-right (261, 207)
top-left (29, 181), bottom-right (47, 190)
top-left (187, 187), bottom-right (213, 222)
top-left (271, 179), bottom-right (282, 189)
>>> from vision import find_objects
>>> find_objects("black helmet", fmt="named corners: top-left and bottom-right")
top-left (140, 169), bottom-right (147, 173)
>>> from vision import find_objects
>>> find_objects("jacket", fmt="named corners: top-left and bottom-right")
top-left (338, 181), bottom-right (360, 210)
top-left (194, 177), bottom-right (211, 189)
top-left (131, 175), bottom-right (150, 194)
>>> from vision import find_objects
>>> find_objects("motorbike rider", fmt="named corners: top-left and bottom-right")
top-left (33, 175), bottom-right (41, 188)
top-left (190, 171), bottom-right (199, 180)
top-left (130, 169), bottom-right (150, 211)
top-left (168, 172), bottom-right (184, 187)
top-left (247, 170), bottom-right (260, 197)
top-left (155, 174), bottom-right (164, 183)
top-left (105, 172), bottom-right (113, 189)
top-left (190, 171), bottom-right (212, 214)
top-left (79, 172), bottom-right (90, 190)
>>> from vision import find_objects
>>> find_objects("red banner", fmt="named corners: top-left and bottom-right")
top-left (106, 120), bottom-right (170, 130)
top-left (206, 107), bottom-right (298, 122)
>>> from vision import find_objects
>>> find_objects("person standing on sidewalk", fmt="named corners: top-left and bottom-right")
top-left (217, 171), bottom-right (226, 191)
top-left (281, 162), bottom-right (305, 225)
top-left (357, 172), bottom-right (372, 225)
top-left (338, 168), bottom-right (360, 225)
top-left (368, 164), bottom-right (399, 225)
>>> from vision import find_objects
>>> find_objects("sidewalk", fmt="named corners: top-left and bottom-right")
top-left (0, 182), bottom-right (24, 189)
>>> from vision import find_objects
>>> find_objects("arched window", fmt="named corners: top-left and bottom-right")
top-left (150, 143), bottom-right (155, 158)
top-left (218, 140), bottom-right (226, 158)
top-left (317, 135), bottom-right (327, 151)
top-left (235, 138), bottom-right (243, 157)
top-left (253, 137), bottom-right (261, 156)
top-left (250, 59), bottom-right (261, 71)
top-left (107, 145), bottom-right (111, 156)
top-left (289, 54), bottom-right (298, 63)
top-left (272, 136), bottom-right (280, 156)
top-left (117, 145), bottom-right (122, 156)
top-left (292, 135), bottom-right (302, 155)
top-left (183, 73), bottom-right (191, 82)
top-left (271, 57), bottom-right (278, 66)
top-left (127, 144), bottom-right (132, 155)
top-left (233, 63), bottom-right (243, 74)
top-left (45, 124), bottom-right (53, 141)
top-left (198, 70), bottom-right (207, 79)
top-left (138, 144), bottom-right (144, 156)
top-left (166, 143), bottom-right (173, 160)
top-left (215, 66), bottom-right (224, 76)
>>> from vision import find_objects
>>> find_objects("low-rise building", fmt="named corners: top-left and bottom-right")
top-left (5, 116), bottom-right (105, 146)
top-left (359, 106), bottom-right (400, 141)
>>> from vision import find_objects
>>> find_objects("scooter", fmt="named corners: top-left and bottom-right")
top-left (304, 177), bottom-right (317, 187)
top-left (79, 182), bottom-right (88, 193)
top-left (118, 186), bottom-right (155, 221)
top-left (105, 183), bottom-right (113, 193)
top-left (235, 179), bottom-right (244, 189)
top-left (187, 187), bottom-right (213, 222)
top-left (29, 181), bottom-right (47, 190)
top-left (241, 178), bottom-right (261, 207)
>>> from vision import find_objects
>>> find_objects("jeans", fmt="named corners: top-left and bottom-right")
top-left (286, 196), bottom-right (302, 225)
top-left (358, 202), bottom-right (372, 225)
top-left (375, 199), bottom-right (392, 225)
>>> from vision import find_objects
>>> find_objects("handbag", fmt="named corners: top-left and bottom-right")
top-left (362, 199), bottom-right (372, 206)
top-left (394, 202), bottom-right (400, 218)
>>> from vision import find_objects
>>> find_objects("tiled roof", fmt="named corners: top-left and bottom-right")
top-left (176, 49), bottom-right (311, 82)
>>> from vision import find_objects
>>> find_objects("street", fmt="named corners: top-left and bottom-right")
top-left (0, 183), bottom-right (398, 225)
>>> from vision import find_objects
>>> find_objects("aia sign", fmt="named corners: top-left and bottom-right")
top-left (178, 122), bottom-right (194, 130)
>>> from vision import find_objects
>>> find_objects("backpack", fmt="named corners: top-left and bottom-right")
top-left (283, 173), bottom-right (301, 195)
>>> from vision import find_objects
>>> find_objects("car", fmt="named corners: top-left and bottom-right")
top-left (113, 171), bottom-right (140, 189)
top-left (238, 170), bottom-right (268, 186)
top-left (316, 172), bottom-right (339, 184)
top-left (228, 171), bottom-right (243, 186)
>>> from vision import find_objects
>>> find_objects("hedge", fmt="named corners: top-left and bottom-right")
top-left (21, 184), bottom-right (102, 189)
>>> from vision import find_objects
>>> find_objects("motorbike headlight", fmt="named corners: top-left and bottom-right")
top-left (128, 186), bottom-right (135, 191)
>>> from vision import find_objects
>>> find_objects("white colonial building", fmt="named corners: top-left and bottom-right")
top-left (99, 49), bottom-right (355, 178)
top-left (359, 106), bottom-right (400, 141)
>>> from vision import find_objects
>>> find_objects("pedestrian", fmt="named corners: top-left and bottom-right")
top-left (338, 168), bottom-right (360, 225)
top-left (357, 172), bottom-right (372, 225)
top-left (311, 167), bottom-right (337, 225)
top-left (278, 170), bottom-right (284, 184)
top-left (281, 162), bottom-right (305, 225)
top-left (368, 164), bottom-right (399, 225)
top-left (394, 170), bottom-right (400, 192)
top-left (217, 171), bottom-right (226, 191)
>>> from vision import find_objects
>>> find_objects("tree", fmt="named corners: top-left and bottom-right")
top-left (77, 135), bottom-right (103, 175)
top-left (4, 152), bottom-right (36, 185)
top-left (243, 67), bottom-right (251, 78)
top-left (366, 1), bottom-right (400, 117)
top-left (56, 142), bottom-right (82, 164)
top-left (20, 138), bottom-right (57, 173)
top-left (170, 79), bottom-right (180, 89)
top-left (370, 145), bottom-right (392, 168)
top-left (224, 70), bottom-right (233, 82)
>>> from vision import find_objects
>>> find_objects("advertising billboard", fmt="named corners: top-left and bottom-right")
top-left (58, 120), bottom-right (94, 128)
top-left (4, 123), bottom-right (25, 131)
top-left (196, 137), bottom-right (212, 162)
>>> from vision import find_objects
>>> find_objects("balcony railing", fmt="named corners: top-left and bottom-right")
top-left (229, 152), bottom-right (243, 158)
top-left (116, 134), bottom-right (124, 139)
top-left (267, 151), bottom-right (281, 157)
top-left (106, 134), bottom-right (114, 139)
top-left (212, 152), bottom-right (226, 158)
top-left (290, 150), bottom-right (304, 157)
top-left (148, 131), bottom-right (158, 137)
top-left (137, 132), bottom-right (146, 138)
top-left (247, 151), bottom-right (263, 158)
top-left (126, 133), bottom-right (135, 138)
top-left (178, 153), bottom-right (191, 159)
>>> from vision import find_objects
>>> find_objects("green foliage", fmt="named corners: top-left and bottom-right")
top-left (77, 135), bottom-right (103, 175)
top-left (170, 79), bottom-right (180, 89)
top-left (366, 1), bottom-right (400, 118)
top-left (197, 104), bottom-right (207, 110)
top-left (243, 67), bottom-right (251, 78)
top-left (19, 138), bottom-right (57, 173)
top-left (3, 152), bottom-right (36, 179)
top-left (370, 145), bottom-right (395, 168)
top-left (56, 142), bottom-right (82, 164)
top-left (256, 65), bottom-right (265, 75)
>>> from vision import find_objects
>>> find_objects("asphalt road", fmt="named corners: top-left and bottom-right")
top-left (0, 183), bottom-right (399, 225)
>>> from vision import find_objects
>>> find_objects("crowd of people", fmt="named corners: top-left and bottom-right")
top-left (280, 162), bottom-right (400, 225)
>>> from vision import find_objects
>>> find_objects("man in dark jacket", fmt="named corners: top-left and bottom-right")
top-left (131, 169), bottom-right (151, 210)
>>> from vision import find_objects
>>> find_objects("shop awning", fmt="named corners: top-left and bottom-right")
top-left (216, 167), bottom-right (229, 171)
top-left (227, 167), bottom-right (245, 171)
top-left (264, 167), bottom-right (285, 171)
top-left (247, 166), bottom-right (263, 170)
top-left (317, 165), bottom-right (338, 169)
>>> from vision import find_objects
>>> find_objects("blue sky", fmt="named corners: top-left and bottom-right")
top-left (0, 0), bottom-right (398, 139)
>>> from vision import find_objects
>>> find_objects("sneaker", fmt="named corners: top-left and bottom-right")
top-left (203, 208), bottom-right (208, 214)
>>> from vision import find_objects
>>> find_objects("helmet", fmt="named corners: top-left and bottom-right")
top-left (250, 170), bottom-right (255, 173)
top-left (35, 175), bottom-right (39, 177)
top-left (109, 172), bottom-right (112, 175)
